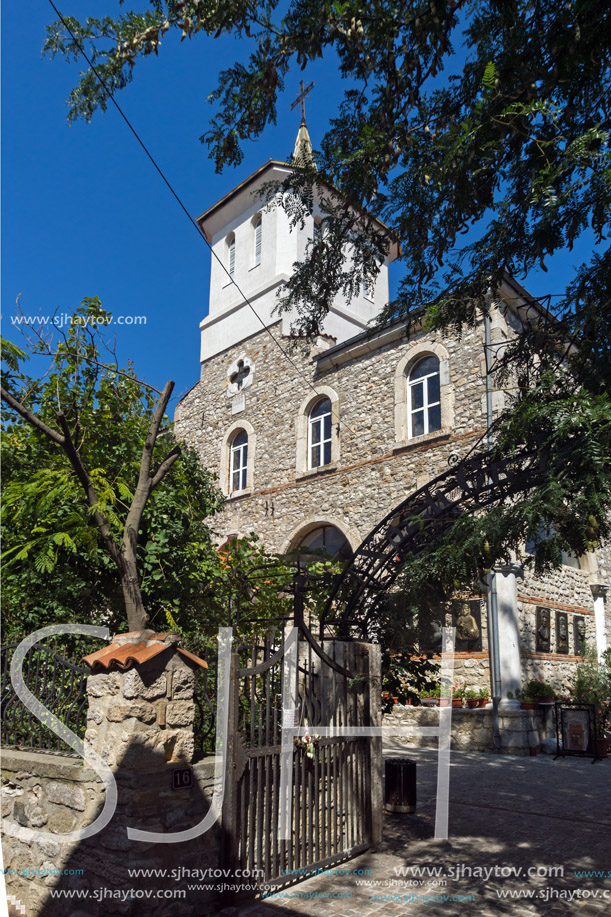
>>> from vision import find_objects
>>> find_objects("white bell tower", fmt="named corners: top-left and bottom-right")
top-left (196, 122), bottom-right (399, 363)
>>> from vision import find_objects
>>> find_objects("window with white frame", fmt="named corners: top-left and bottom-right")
top-left (229, 429), bottom-right (248, 492)
top-left (308, 398), bottom-right (332, 469)
top-left (227, 233), bottom-right (236, 277)
top-left (253, 215), bottom-right (262, 266)
top-left (408, 355), bottom-right (441, 438)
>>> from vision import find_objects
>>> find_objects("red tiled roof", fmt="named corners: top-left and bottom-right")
top-left (81, 632), bottom-right (208, 672)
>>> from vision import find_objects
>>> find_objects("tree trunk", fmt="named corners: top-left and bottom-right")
top-left (116, 545), bottom-right (149, 632)
top-left (120, 564), bottom-right (149, 632)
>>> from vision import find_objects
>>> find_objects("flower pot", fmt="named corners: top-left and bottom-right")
top-left (439, 697), bottom-right (451, 707)
top-left (520, 702), bottom-right (538, 710)
top-left (595, 738), bottom-right (608, 758)
top-left (452, 698), bottom-right (463, 708)
top-left (420, 697), bottom-right (438, 707)
top-left (478, 698), bottom-right (489, 707)
top-left (392, 696), bottom-right (400, 705)
top-left (538, 697), bottom-right (555, 706)
top-left (466, 699), bottom-right (479, 709)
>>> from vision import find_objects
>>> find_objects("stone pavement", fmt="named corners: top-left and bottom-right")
top-left (220, 745), bottom-right (611, 917)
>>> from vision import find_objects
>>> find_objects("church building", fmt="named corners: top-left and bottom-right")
top-left (175, 122), bottom-right (610, 701)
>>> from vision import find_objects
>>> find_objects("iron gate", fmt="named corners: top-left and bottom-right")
top-left (223, 623), bottom-right (382, 890)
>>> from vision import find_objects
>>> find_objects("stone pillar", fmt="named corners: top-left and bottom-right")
top-left (85, 631), bottom-right (197, 771)
top-left (495, 562), bottom-right (524, 709)
top-left (591, 584), bottom-right (609, 660)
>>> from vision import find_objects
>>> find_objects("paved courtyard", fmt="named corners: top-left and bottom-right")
top-left (221, 745), bottom-right (611, 916)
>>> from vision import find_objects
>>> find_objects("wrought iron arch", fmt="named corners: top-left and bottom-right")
top-left (320, 440), bottom-right (552, 637)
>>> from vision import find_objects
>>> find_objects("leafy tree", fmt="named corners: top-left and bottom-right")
top-left (1, 298), bottom-right (223, 636)
top-left (43, 3), bottom-right (611, 593)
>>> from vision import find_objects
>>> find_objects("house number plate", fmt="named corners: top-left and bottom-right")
top-left (172, 766), bottom-right (193, 790)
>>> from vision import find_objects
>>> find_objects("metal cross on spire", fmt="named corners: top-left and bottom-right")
top-left (291, 79), bottom-right (315, 124)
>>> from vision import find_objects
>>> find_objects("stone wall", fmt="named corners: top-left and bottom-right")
top-left (174, 318), bottom-right (490, 551)
top-left (383, 705), bottom-right (554, 756)
top-left (518, 564), bottom-right (598, 693)
top-left (1, 636), bottom-right (223, 917)
top-left (175, 299), bottom-right (610, 696)
top-left (1, 751), bottom-right (220, 916)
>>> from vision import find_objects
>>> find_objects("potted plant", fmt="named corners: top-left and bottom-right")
top-left (513, 689), bottom-right (537, 710)
top-left (452, 685), bottom-right (465, 708)
top-left (570, 648), bottom-right (611, 757)
top-left (420, 683), bottom-right (441, 707)
top-left (478, 687), bottom-right (489, 707)
top-left (524, 677), bottom-right (556, 705)
top-left (465, 688), bottom-right (479, 709)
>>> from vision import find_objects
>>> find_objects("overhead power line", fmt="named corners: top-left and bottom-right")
top-left (46, 0), bottom-right (344, 415)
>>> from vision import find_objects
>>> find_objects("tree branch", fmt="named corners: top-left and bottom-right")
top-left (149, 445), bottom-right (181, 493)
top-left (1, 386), bottom-right (65, 445)
top-left (55, 411), bottom-right (123, 568)
top-left (123, 380), bottom-right (176, 553)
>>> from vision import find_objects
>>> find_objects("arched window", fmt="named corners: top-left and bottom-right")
top-left (253, 215), bottom-right (262, 267)
top-left (308, 398), bottom-right (332, 469)
top-left (227, 233), bottom-right (236, 277)
top-left (408, 356), bottom-right (441, 438)
top-left (229, 429), bottom-right (248, 493)
top-left (299, 525), bottom-right (352, 562)
top-left (525, 526), bottom-right (581, 569)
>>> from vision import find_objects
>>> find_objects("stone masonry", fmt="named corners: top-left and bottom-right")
top-left (1, 633), bottom-right (222, 917)
top-left (175, 294), bottom-right (611, 695)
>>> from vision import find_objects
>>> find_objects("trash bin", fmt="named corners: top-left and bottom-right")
top-left (384, 757), bottom-right (416, 813)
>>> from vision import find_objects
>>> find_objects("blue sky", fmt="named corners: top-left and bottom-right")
top-left (2, 4), bottom-right (597, 416)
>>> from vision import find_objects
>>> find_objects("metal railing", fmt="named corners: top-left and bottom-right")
top-left (1, 642), bottom-right (88, 754)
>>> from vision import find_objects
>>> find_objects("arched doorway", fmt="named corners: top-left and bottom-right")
top-left (298, 524), bottom-right (353, 562)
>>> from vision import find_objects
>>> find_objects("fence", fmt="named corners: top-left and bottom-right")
top-left (0, 641), bottom-right (88, 753)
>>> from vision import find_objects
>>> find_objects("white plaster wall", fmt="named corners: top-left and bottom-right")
top-left (200, 164), bottom-right (394, 360)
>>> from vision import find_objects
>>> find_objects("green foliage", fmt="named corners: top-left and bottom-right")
top-left (571, 647), bottom-right (611, 737)
top-left (1, 299), bottom-right (223, 641)
top-left (44, 1), bottom-right (611, 602)
top-left (523, 678), bottom-right (555, 700)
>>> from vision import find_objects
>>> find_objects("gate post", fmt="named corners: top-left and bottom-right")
top-left (366, 643), bottom-right (383, 845)
top-left (221, 650), bottom-right (240, 877)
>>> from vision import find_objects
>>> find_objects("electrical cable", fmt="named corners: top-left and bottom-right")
top-left (46, 0), bottom-right (366, 436)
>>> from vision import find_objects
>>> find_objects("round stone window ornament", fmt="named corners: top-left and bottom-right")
top-left (227, 355), bottom-right (254, 397)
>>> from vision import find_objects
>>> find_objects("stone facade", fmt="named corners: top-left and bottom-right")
top-left (175, 289), bottom-right (610, 696)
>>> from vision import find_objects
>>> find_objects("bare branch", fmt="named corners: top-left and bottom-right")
top-left (123, 381), bottom-right (176, 555)
top-left (55, 411), bottom-right (122, 568)
top-left (149, 445), bottom-right (181, 492)
top-left (1, 385), bottom-right (65, 445)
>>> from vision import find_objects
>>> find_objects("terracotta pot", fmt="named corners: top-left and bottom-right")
top-left (421, 697), bottom-right (438, 707)
top-left (439, 697), bottom-right (451, 707)
top-left (538, 697), bottom-right (555, 705)
top-left (520, 701), bottom-right (538, 710)
top-left (392, 696), bottom-right (400, 705)
top-left (595, 738), bottom-right (608, 758)
top-left (452, 698), bottom-right (463, 708)
top-left (478, 698), bottom-right (489, 707)
top-left (466, 699), bottom-right (479, 708)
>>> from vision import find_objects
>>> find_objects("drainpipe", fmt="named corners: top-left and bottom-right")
top-left (484, 298), bottom-right (502, 751)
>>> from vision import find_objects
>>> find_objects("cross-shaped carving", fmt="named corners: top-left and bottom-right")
top-left (230, 360), bottom-right (250, 390)
top-left (291, 79), bottom-right (315, 124)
